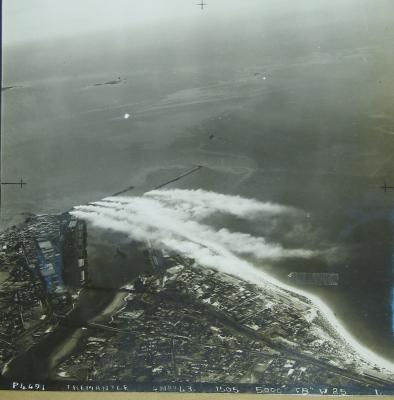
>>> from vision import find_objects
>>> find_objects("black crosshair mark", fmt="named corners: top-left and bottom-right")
top-left (381, 180), bottom-right (394, 192)
top-left (1, 178), bottom-right (27, 189)
top-left (197, 1), bottom-right (207, 10)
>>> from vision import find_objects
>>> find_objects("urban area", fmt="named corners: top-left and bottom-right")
top-left (0, 213), bottom-right (393, 388)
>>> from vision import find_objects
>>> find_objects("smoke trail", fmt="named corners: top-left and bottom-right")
top-left (73, 194), bottom-right (313, 262)
top-left (145, 189), bottom-right (294, 220)
top-left (71, 189), bottom-right (394, 373)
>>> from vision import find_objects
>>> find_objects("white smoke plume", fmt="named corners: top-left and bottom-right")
top-left (71, 190), bottom-right (314, 267)
top-left (145, 189), bottom-right (294, 220)
top-left (71, 190), bottom-right (394, 371)
top-left (70, 189), bottom-right (394, 372)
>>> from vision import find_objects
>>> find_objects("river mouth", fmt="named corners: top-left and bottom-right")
top-left (4, 164), bottom-right (394, 381)
top-left (3, 224), bottom-right (152, 380)
top-left (3, 287), bottom-right (116, 380)
top-left (2, 194), bottom-right (394, 381)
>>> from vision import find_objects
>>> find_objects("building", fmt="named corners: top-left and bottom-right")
top-left (287, 272), bottom-right (339, 286)
top-left (62, 217), bottom-right (88, 287)
top-left (36, 240), bottom-right (65, 293)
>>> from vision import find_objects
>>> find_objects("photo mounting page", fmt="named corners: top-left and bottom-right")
top-left (1, 0), bottom-right (394, 395)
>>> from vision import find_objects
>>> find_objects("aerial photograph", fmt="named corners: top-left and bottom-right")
top-left (1, 0), bottom-right (394, 395)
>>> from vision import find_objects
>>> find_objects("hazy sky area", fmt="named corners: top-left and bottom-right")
top-left (4, 0), bottom-right (266, 44)
top-left (4, 0), bottom-right (394, 46)
top-left (3, 0), bottom-right (394, 86)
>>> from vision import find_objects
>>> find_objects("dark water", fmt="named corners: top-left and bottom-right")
top-left (3, 232), bottom-right (149, 379)
top-left (86, 227), bottom-right (151, 289)
top-left (2, 2), bottom-right (394, 367)
top-left (3, 288), bottom-right (116, 379)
